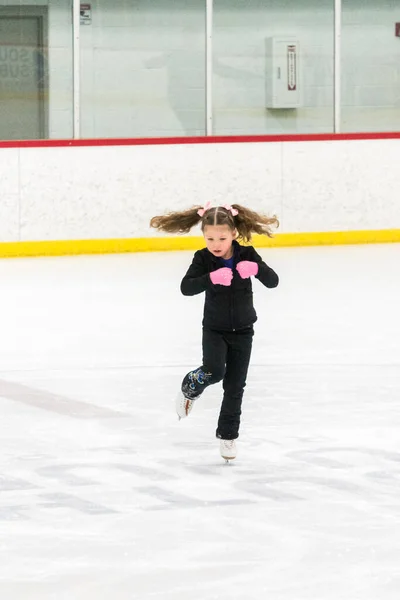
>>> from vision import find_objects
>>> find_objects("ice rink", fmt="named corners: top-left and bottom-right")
top-left (0, 242), bottom-right (399, 600)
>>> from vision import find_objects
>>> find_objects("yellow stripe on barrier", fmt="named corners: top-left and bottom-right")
top-left (0, 230), bottom-right (399, 258)
top-left (252, 229), bottom-right (400, 247)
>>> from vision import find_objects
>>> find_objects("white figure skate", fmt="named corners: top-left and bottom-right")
top-left (176, 393), bottom-right (195, 420)
top-left (220, 439), bottom-right (237, 463)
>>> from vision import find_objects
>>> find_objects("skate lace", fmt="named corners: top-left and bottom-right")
top-left (223, 439), bottom-right (235, 448)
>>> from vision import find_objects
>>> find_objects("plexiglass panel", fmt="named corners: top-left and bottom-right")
top-left (213, 0), bottom-right (335, 135)
top-left (341, 0), bottom-right (400, 132)
top-left (80, 0), bottom-right (206, 138)
top-left (0, 1), bottom-right (73, 140)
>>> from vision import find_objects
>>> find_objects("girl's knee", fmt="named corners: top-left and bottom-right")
top-left (208, 367), bottom-right (225, 384)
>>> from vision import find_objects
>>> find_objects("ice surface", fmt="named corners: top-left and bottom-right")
top-left (0, 243), bottom-right (399, 599)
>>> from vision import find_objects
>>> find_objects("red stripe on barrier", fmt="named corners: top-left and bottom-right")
top-left (1, 131), bottom-right (400, 149)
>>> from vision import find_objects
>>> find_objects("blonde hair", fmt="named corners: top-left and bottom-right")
top-left (150, 204), bottom-right (279, 242)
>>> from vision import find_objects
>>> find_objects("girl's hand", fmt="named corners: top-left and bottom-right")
top-left (210, 267), bottom-right (233, 286)
top-left (236, 261), bottom-right (258, 279)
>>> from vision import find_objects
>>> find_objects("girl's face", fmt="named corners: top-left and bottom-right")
top-left (203, 224), bottom-right (236, 259)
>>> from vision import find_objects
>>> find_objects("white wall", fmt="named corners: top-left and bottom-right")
top-left (0, 138), bottom-right (399, 243)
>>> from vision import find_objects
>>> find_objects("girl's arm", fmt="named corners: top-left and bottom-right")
top-left (249, 247), bottom-right (279, 288)
top-left (180, 252), bottom-right (212, 296)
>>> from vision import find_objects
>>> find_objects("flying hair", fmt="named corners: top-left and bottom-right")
top-left (150, 204), bottom-right (279, 242)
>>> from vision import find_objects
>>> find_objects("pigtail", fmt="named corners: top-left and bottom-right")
top-left (231, 204), bottom-right (279, 242)
top-left (151, 203), bottom-right (279, 242)
top-left (150, 206), bottom-right (203, 234)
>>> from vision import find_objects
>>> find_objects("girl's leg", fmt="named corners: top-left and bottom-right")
top-left (216, 327), bottom-right (254, 440)
top-left (181, 328), bottom-right (227, 399)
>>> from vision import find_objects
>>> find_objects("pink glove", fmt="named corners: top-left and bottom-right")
top-left (210, 267), bottom-right (233, 286)
top-left (236, 261), bottom-right (259, 279)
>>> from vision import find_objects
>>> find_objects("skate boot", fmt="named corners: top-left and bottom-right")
top-left (220, 439), bottom-right (237, 462)
top-left (177, 368), bottom-right (211, 420)
top-left (176, 393), bottom-right (196, 420)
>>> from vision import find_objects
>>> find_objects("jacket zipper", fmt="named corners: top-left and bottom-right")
top-left (231, 255), bottom-right (236, 331)
top-left (230, 284), bottom-right (235, 331)
top-left (214, 251), bottom-right (237, 331)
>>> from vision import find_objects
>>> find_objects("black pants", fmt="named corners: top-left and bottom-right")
top-left (181, 327), bottom-right (254, 440)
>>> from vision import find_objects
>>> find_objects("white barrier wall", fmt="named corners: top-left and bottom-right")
top-left (1, 139), bottom-right (400, 243)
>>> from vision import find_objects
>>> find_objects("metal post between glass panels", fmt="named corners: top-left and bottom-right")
top-left (334, 0), bottom-right (341, 133)
top-left (72, 0), bottom-right (80, 139)
top-left (206, 0), bottom-right (213, 136)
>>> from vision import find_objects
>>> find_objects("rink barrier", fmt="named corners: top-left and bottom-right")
top-left (1, 133), bottom-right (400, 253)
top-left (0, 229), bottom-right (399, 258)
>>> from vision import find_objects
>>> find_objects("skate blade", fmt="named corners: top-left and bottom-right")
top-left (222, 456), bottom-right (236, 463)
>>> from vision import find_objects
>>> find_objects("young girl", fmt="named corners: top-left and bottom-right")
top-left (150, 203), bottom-right (279, 462)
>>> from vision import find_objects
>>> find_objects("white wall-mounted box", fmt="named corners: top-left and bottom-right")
top-left (266, 37), bottom-right (301, 109)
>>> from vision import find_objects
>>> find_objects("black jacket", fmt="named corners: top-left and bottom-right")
top-left (180, 240), bottom-right (279, 331)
